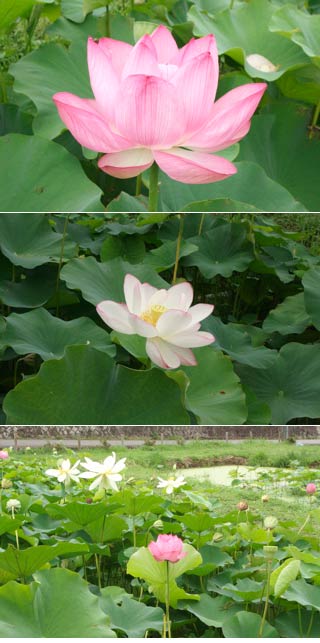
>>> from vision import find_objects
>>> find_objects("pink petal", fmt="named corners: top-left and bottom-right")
top-left (174, 34), bottom-right (217, 66)
top-left (187, 304), bottom-right (214, 324)
top-left (87, 37), bottom-right (119, 119)
top-left (185, 83), bottom-right (267, 152)
top-left (167, 330), bottom-right (215, 348)
top-left (96, 301), bottom-right (135, 334)
top-left (98, 148), bottom-right (154, 178)
top-left (98, 38), bottom-right (133, 76)
top-left (53, 92), bottom-right (130, 153)
top-left (172, 52), bottom-right (217, 136)
top-left (165, 282), bottom-right (193, 311)
top-left (124, 274), bottom-right (143, 315)
top-left (150, 25), bottom-right (179, 63)
top-left (114, 75), bottom-right (186, 147)
top-left (156, 309), bottom-right (195, 337)
top-left (122, 35), bottom-right (160, 79)
top-left (153, 147), bottom-right (237, 184)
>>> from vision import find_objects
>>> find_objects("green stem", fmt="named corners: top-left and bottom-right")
top-left (165, 561), bottom-right (171, 638)
top-left (135, 173), bottom-right (142, 196)
top-left (148, 163), bottom-right (159, 212)
top-left (95, 553), bottom-right (102, 589)
top-left (259, 560), bottom-right (271, 637)
top-left (105, 4), bottom-right (110, 37)
top-left (172, 214), bottom-right (185, 284)
top-left (309, 99), bottom-right (320, 139)
top-left (55, 215), bottom-right (69, 317)
top-left (82, 554), bottom-right (87, 581)
top-left (25, 4), bottom-right (42, 53)
top-left (198, 213), bottom-right (206, 236)
top-left (306, 608), bottom-right (315, 637)
top-left (298, 512), bottom-right (310, 535)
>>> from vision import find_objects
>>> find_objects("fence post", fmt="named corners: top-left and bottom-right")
top-left (225, 431), bottom-right (229, 443)
top-left (14, 429), bottom-right (18, 450)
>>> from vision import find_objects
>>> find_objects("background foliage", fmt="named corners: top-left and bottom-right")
top-left (0, 0), bottom-right (320, 211)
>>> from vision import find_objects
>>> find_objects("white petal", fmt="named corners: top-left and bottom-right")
top-left (96, 301), bottom-right (136, 334)
top-left (165, 282), bottom-right (193, 311)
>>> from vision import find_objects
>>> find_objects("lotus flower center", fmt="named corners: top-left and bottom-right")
top-left (140, 304), bottom-right (168, 325)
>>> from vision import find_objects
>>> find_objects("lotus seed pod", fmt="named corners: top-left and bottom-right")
top-left (152, 519), bottom-right (164, 531)
top-left (1, 478), bottom-right (12, 489)
top-left (237, 501), bottom-right (248, 511)
top-left (264, 516), bottom-right (278, 530)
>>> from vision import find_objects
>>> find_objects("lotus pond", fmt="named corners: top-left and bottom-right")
top-left (0, 445), bottom-right (320, 637)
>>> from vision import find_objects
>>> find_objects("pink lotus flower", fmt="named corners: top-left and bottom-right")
top-left (148, 534), bottom-right (187, 563)
top-left (53, 26), bottom-right (267, 184)
top-left (96, 274), bottom-right (214, 369)
top-left (306, 483), bottom-right (316, 494)
top-left (0, 451), bottom-right (9, 460)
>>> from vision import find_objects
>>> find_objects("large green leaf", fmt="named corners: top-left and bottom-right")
top-left (61, 256), bottom-right (168, 305)
top-left (204, 317), bottom-right (277, 368)
top-left (262, 292), bottom-right (311, 335)
top-left (277, 64), bottom-right (320, 106)
top-left (270, 6), bottom-right (320, 63)
top-left (0, 135), bottom-right (103, 212)
top-left (0, 268), bottom-right (56, 308)
top-left (159, 162), bottom-right (305, 212)
top-left (283, 578), bottom-right (320, 610)
top-left (2, 308), bottom-right (115, 360)
top-left (61, 0), bottom-right (108, 23)
top-left (0, 0), bottom-right (34, 32)
top-left (275, 609), bottom-right (320, 638)
top-left (0, 543), bottom-right (89, 581)
top-left (180, 594), bottom-right (240, 627)
top-left (237, 342), bottom-right (320, 423)
top-left (102, 595), bottom-right (164, 638)
top-left (183, 222), bottom-right (254, 278)
top-left (127, 544), bottom-right (202, 607)
top-left (0, 568), bottom-right (115, 637)
top-left (45, 501), bottom-right (108, 527)
top-left (302, 266), bottom-right (320, 330)
top-left (222, 611), bottom-right (279, 638)
top-left (0, 214), bottom-right (76, 269)
top-left (182, 347), bottom-right (247, 425)
top-left (3, 345), bottom-right (189, 424)
top-left (238, 103), bottom-right (320, 211)
top-left (189, 0), bottom-right (309, 80)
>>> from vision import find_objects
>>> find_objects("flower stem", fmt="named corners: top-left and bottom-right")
top-left (55, 214), bottom-right (69, 317)
top-left (136, 173), bottom-right (142, 196)
top-left (105, 4), bottom-right (110, 37)
top-left (172, 214), bottom-right (185, 284)
top-left (259, 559), bottom-right (271, 637)
top-left (95, 553), bottom-right (102, 589)
top-left (148, 163), bottom-right (159, 212)
top-left (165, 561), bottom-right (171, 638)
top-left (198, 213), bottom-right (206, 236)
top-left (309, 99), bottom-right (320, 139)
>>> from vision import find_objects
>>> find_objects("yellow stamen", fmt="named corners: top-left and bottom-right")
top-left (140, 304), bottom-right (167, 326)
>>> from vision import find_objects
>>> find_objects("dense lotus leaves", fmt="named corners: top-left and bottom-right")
top-left (2, 308), bottom-right (115, 360)
top-left (237, 343), bottom-right (320, 423)
top-left (188, 544), bottom-right (234, 576)
top-left (0, 213), bottom-right (76, 269)
top-left (302, 266), bottom-right (320, 330)
top-left (182, 347), bottom-right (247, 425)
top-left (0, 135), bottom-right (103, 212)
top-left (179, 594), bottom-right (241, 627)
top-left (101, 595), bottom-right (164, 638)
top-left (127, 544), bottom-right (202, 607)
top-left (189, 0), bottom-right (309, 81)
top-left (100, 235), bottom-right (146, 265)
top-left (182, 222), bottom-right (254, 278)
top-left (0, 268), bottom-right (56, 308)
top-left (0, 568), bottom-right (115, 637)
top-left (238, 103), bottom-right (320, 211)
top-left (203, 318), bottom-right (277, 368)
top-left (222, 611), bottom-right (279, 638)
top-left (0, 543), bottom-right (89, 580)
top-left (158, 162), bottom-right (306, 212)
top-left (61, 0), bottom-right (109, 23)
top-left (3, 345), bottom-right (189, 424)
top-left (0, 0), bottom-right (35, 32)
top-left (144, 239), bottom-right (198, 272)
top-left (283, 578), bottom-right (320, 610)
top-left (270, 6), bottom-right (320, 62)
top-left (60, 256), bottom-right (168, 305)
top-left (262, 292), bottom-right (311, 335)
top-left (275, 610), bottom-right (320, 638)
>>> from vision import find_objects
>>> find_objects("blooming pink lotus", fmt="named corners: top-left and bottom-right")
top-left (53, 26), bottom-right (267, 184)
top-left (148, 534), bottom-right (186, 563)
top-left (96, 274), bottom-right (214, 369)
top-left (306, 483), bottom-right (316, 494)
top-left (0, 451), bottom-right (9, 460)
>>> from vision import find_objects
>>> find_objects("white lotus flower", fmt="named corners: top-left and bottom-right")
top-left (45, 459), bottom-right (81, 485)
top-left (79, 453), bottom-right (126, 491)
top-left (157, 474), bottom-right (186, 494)
top-left (97, 274), bottom-right (215, 369)
top-left (6, 499), bottom-right (21, 512)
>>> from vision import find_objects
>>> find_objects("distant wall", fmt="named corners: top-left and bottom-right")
top-left (0, 426), bottom-right (319, 439)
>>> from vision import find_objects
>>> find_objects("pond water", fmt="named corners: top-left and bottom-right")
top-left (182, 465), bottom-right (278, 486)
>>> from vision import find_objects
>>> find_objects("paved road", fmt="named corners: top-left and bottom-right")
top-left (2, 438), bottom-right (320, 449)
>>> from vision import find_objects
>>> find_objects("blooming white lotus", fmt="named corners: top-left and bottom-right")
top-left (79, 453), bottom-right (126, 491)
top-left (45, 459), bottom-right (81, 485)
top-left (6, 499), bottom-right (21, 512)
top-left (97, 275), bottom-right (215, 369)
top-left (157, 475), bottom-right (186, 494)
